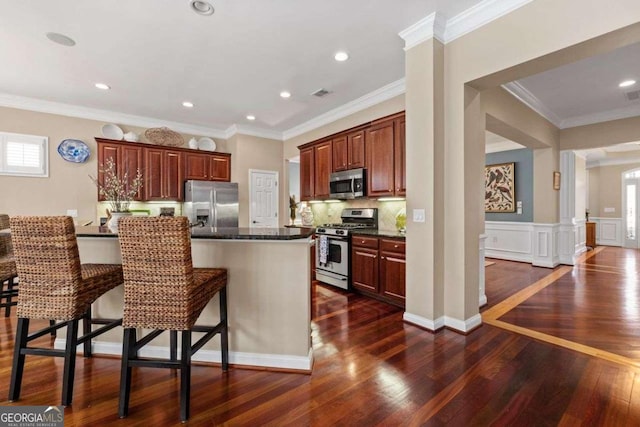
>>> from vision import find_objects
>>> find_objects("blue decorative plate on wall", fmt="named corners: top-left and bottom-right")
top-left (58, 139), bottom-right (90, 163)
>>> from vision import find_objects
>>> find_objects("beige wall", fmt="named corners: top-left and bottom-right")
top-left (588, 162), bottom-right (640, 218)
top-left (0, 106), bottom-right (235, 221)
top-left (561, 116), bottom-right (640, 150)
top-left (533, 147), bottom-right (560, 223)
top-left (229, 134), bottom-right (284, 227)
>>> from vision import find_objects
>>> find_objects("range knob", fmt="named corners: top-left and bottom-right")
top-left (317, 228), bottom-right (326, 233)
top-left (336, 229), bottom-right (346, 235)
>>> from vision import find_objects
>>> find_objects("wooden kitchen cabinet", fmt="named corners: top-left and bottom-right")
top-left (332, 130), bottom-right (365, 172)
top-left (351, 236), bottom-right (379, 293)
top-left (97, 138), bottom-right (231, 203)
top-left (298, 111), bottom-right (405, 200)
top-left (394, 116), bottom-right (406, 196)
top-left (96, 140), bottom-right (144, 201)
top-left (366, 119), bottom-right (396, 197)
top-left (184, 152), bottom-right (231, 182)
top-left (314, 141), bottom-right (332, 199)
top-left (366, 114), bottom-right (406, 198)
top-left (300, 147), bottom-right (314, 201)
top-left (379, 239), bottom-right (406, 305)
top-left (144, 148), bottom-right (184, 201)
top-left (351, 235), bottom-right (405, 308)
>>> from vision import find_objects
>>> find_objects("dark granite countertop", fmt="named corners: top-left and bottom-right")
top-left (75, 226), bottom-right (315, 241)
top-left (351, 229), bottom-right (406, 239)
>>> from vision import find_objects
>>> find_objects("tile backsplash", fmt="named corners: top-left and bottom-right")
top-left (308, 199), bottom-right (405, 231)
top-left (97, 202), bottom-right (183, 224)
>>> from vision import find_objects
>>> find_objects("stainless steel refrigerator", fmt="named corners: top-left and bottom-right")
top-left (183, 180), bottom-right (239, 227)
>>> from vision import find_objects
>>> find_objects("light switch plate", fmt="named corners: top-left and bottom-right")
top-left (413, 209), bottom-right (426, 223)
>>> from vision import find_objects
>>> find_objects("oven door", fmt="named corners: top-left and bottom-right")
top-left (316, 235), bottom-right (349, 278)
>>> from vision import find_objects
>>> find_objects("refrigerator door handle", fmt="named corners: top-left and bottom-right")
top-left (212, 189), bottom-right (218, 227)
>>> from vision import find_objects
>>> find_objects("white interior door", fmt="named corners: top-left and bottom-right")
top-left (249, 169), bottom-right (279, 228)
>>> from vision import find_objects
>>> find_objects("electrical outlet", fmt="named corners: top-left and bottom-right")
top-left (66, 209), bottom-right (78, 218)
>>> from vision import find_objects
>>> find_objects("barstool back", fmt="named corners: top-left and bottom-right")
top-left (10, 216), bottom-right (84, 321)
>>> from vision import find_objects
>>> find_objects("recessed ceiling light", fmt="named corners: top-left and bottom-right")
top-left (46, 32), bottom-right (76, 47)
top-left (280, 91), bottom-right (291, 99)
top-left (182, 101), bottom-right (194, 108)
top-left (246, 115), bottom-right (256, 121)
top-left (619, 79), bottom-right (637, 88)
top-left (94, 83), bottom-right (110, 90)
top-left (190, 0), bottom-right (214, 15)
top-left (334, 51), bottom-right (349, 62)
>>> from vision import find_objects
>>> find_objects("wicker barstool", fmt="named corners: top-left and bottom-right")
top-left (0, 214), bottom-right (18, 317)
top-left (8, 216), bottom-right (124, 406)
top-left (117, 216), bottom-right (228, 422)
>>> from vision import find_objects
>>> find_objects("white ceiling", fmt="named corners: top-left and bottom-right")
top-left (3, 1), bottom-right (639, 146)
top-left (506, 42), bottom-right (640, 129)
top-left (0, 0), bottom-right (482, 139)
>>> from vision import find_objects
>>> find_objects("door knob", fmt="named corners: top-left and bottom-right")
top-left (252, 220), bottom-right (257, 223)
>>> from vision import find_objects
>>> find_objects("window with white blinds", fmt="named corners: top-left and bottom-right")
top-left (0, 132), bottom-right (48, 177)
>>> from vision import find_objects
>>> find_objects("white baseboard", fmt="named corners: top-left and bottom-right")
top-left (54, 339), bottom-right (314, 371)
top-left (403, 312), bottom-right (445, 332)
top-left (444, 314), bottom-right (482, 333)
top-left (479, 294), bottom-right (488, 307)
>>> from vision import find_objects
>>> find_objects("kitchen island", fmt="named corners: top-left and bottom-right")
top-left (73, 226), bottom-right (315, 371)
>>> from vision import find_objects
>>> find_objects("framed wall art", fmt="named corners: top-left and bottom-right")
top-left (485, 162), bottom-right (515, 213)
top-left (553, 171), bottom-right (561, 190)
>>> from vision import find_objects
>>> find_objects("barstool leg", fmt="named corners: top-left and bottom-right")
top-left (50, 320), bottom-right (56, 337)
top-left (82, 307), bottom-right (92, 357)
top-left (180, 330), bottom-right (191, 422)
top-left (61, 319), bottom-right (79, 406)
top-left (4, 277), bottom-right (14, 317)
top-left (220, 287), bottom-right (229, 371)
top-left (170, 330), bottom-right (178, 362)
top-left (8, 317), bottom-right (29, 401)
top-left (119, 328), bottom-right (136, 418)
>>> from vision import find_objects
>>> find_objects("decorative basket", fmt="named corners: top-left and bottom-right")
top-left (144, 127), bottom-right (184, 146)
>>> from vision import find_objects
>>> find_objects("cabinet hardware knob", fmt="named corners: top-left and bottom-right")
top-left (381, 256), bottom-right (385, 260)
top-left (394, 245), bottom-right (398, 248)
top-left (361, 240), bottom-right (365, 244)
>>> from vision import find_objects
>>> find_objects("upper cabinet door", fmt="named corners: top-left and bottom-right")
top-left (209, 154), bottom-right (231, 181)
top-left (314, 141), bottom-right (332, 199)
top-left (144, 148), bottom-right (164, 201)
top-left (164, 150), bottom-right (184, 200)
top-left (366, 120), bottom-right (395, 197)
top-left (184, 152), bottom-right (209, 180)
top-left (332, 136), bottom-right (348, 172)
top-left (97, 142), bottom-right (143, 201)
top-left (300, 147), bottom-right (314, 201)
top-left (394, 116), bottom-right (406, 196)
top-left (347, 130), bottom-right (365, 169)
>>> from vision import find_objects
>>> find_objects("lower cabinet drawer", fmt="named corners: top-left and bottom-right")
top-left (380, 239), bottom-right (405, 254)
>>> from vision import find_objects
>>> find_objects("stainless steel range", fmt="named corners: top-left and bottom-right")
top-left (315, 208), bottom-right (378, 289)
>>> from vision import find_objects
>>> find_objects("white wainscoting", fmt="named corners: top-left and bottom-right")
top-left (591, 217), bottom-right (623, 247)
top-left (485, 221), bottom-right (562, 268)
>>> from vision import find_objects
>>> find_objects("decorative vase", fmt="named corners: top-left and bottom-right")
top-left (301, 206), bottom-right (314, 227)
top-left (107, 211), bottom-right (132, 233)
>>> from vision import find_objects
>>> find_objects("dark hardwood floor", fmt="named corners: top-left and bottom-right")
top-left (1, 248), bottom-right (639, 425)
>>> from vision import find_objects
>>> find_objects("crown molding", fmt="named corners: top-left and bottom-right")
top-left (282, 78), bottom-right (405, 141)
top-left (502, 82), bottom-right (564, 127)
top-left (586, 155), bottom-right (640, 169)
top-left (398, 0), bottom-right (532, 49)
top-left (398, 13), bottom-right (446, 49)
top-left (443, 0), bottom-right (534, 43)
top-left (0, 92), bottom-right (230, 139)
top-left (225, 124), bottom-right (283, 141)
top-left (560, 104), bottom-right (640, 129)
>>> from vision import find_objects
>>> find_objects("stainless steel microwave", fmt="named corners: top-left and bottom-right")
top-left (329, 168), bottom-right (366, 199)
